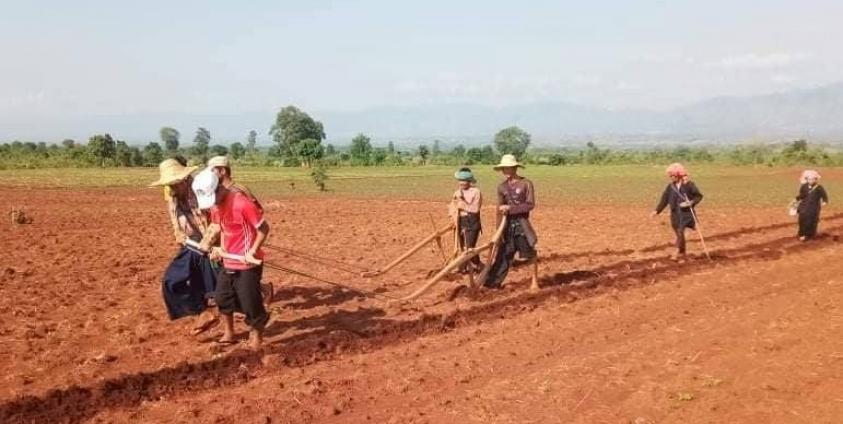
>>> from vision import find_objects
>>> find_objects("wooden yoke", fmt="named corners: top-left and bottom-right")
top-left (398, 218), bottom-right (508, 302)
top-left (361, 222), bottom-right (455, 277)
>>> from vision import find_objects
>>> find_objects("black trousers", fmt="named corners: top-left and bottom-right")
top-left (216, 266), bottom-right (269, 330)
top-left (458, 214), bottom-right (482, 269)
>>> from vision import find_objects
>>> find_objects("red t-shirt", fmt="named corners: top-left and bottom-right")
top-left (210, 191), bottom-right (266, 270)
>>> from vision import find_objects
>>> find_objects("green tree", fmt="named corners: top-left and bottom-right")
top-left (143, 142), bottom-right (164, 166)
top-left (325, 144), bottom-right (336, 156)
top-left (349, 133), bottom-right (373, 165)
top-left (160, 127), bottom-right (180, 153)
top-left (268, 105), bottom-right (325, 163)
top-left (87, 134), bottom-right (116, 166)
top-left (372, 148), bottom-right (387, 165)
top-left (192, 127), bottom-right (211, 159)
top-left (432, 140), bottom-right (441, 156)
top-left (451, 144), bottom-right (466, 158)
top-left (114, 140), bottom-right (134, 166)
top-left (246, 129), bottom-right (258, 154)
top-left (296, 138), bottom-right (325, 167)
top-left (494, 126), bottom-right (531, 158)
top-left (130, 147), bottom-right (143, 166)
top-left (418, 144), bottom-right (430, 164)
top-left (61, 139), bottom-right (75, 149)
top-left (387, 141), bottom-right (395, 154)
top-left (209, 144), bottom-right (228, 157)
top-left (230, 142), bottom-right (246, 159)
top-left (583, 141), bottom-right (609, 164)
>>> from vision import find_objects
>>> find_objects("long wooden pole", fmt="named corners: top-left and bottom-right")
top-left (399, 242), bottom-right (496, 301)
top-left (474, 217), bottom-right (508, 284)
top-left (361, 222), bottom-right (455, 277)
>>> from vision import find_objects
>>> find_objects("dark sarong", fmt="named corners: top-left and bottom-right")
top-left (484, 216), bottom-right (537, 288)
top-left (161, 247), bottom-right (217, 320)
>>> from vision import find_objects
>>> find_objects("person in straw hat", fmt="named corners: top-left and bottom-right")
top-left (650, 163), bottom-right (704, 259)
top-left (484, 154), bottom-right (539, 290)
top-left (449, 167), bottom-right (484, 273)
top-left (150, 159), bottom-right (220, 334)
top-left (794, 169), bottom-right (828, 241)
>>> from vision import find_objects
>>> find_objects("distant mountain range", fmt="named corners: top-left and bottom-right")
top-left (3, 82), bottom-right (843, 146)
top-left (319, 82), bottom-right (843, 145)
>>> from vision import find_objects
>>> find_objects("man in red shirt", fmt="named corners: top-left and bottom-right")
top-left (193, 169), bottom-right (270, 349)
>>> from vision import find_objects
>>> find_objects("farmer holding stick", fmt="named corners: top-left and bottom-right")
top-left (193, 168), bottom-right (271, 350)
top-left (450, 167), bottom-right (483, 273)
top-left (150, 159), bottom-right (220, 335)
top-left (651, 163), bottom-right (704, 259)
top-left (484, 155), bottom-right (539, 290)
top-left (794, 169), bottom-right (828, 241)
top-left (207, 155), bottom-right (273, 304)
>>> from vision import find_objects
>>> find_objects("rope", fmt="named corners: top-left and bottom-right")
top-left (263, 244), bottom-right (370, 274)
top-left (260, 260), bottom-right (400, 301)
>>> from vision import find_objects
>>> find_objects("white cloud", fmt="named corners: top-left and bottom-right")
top-left (571, 74), bottom-right (602, 86)
top-left (705, 52), bottom-right (811, 69)
top-left (770, 74), bottom-right (798, 85)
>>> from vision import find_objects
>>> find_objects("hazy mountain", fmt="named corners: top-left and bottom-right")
top-left (3, 82), bottom-right (842, 145)
top-left (321, 82), bottom-right (843, 143)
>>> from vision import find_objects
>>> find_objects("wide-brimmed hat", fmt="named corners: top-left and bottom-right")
top-left (207, 155), bottom-right (230, 169)
top-left (454, 168), bottom-right (475, 182)
top-left (192, 169), bottom-right (220, 210)
top-left (493, 154), bottom-right (524, 170)
top-left (149, 159), bottom-right (198, 187)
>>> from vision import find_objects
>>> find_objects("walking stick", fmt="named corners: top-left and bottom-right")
top-left (683, 195), bottom-right (712, 261)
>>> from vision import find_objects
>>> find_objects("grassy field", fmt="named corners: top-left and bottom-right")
top-left (3, 164), bottom-right (839, 207)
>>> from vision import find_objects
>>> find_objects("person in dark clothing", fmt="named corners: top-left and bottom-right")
top-left (484, 155), bottom-right (539, 291)
top-left (651, 163), bottom-right (704, 259)
top-left (150, 159), bottom-right (220, 335)
top-left (794, 169), bottom-right (828, 241)
top-left (450, 167), bottom-right (483, 273)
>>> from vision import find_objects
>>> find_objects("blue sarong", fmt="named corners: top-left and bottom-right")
top-left (161, 247), bottom-right (217, 320)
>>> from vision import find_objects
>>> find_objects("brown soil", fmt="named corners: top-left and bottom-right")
top-left (1, 188), bottom-right (842, 423)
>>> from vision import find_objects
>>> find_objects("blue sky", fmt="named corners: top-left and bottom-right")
top-left (1, 0), bottom-right (841, 139)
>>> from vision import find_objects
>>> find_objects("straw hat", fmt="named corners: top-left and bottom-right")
top-left (493, 154), bottom-right (524, 170)
top-left (149, 159), bottom-right (198, 187)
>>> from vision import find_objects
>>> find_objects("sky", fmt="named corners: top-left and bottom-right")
top-left (1, 0), bottom-right (842, 141)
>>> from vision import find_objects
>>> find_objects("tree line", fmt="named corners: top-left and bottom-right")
top-left (1, 104), bottom-right (842, 169)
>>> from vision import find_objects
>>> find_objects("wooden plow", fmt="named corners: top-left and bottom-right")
top-left (361, 216), bottom-right (511, 302)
